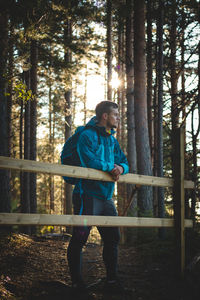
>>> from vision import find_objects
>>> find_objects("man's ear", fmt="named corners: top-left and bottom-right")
top-left (102, 112), bottom-right (108, 121)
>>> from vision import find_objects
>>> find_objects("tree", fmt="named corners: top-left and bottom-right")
top-left (0, 7), bottom-right (11, 214)
top-left (146, 0), bottom-right (153, 153)
top-left (30, 39), bottom-right (38, 221)
top-left (125, 0), bottom-right (137, 221)
top-left (134, 0), bottom-right (153, 216)
top-left (106, 0), bottom-right (113, 100)
top-left (156, 0), bottom-right (165, 238)
top-left (63, 19), bottom-right (73, 217)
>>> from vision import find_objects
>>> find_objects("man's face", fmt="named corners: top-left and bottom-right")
top-left (106, 108), bottom-right (120, 129)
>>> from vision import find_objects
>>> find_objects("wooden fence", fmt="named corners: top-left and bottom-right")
top-left (0, 128), bottom-right (195, 275)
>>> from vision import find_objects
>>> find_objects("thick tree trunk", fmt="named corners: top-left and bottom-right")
top-left (106, 0), bottom-right (112, 101)
top-left (134, 0), bottom-right (153, 216)
top-left (0, 12), bottom-right (11, 214)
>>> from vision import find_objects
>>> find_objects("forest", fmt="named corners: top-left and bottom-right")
top-left (0, 0), bottom-right (200, 299)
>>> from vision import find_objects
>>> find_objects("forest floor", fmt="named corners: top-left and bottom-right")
top-left (0, 228), bottom-right (200, 300)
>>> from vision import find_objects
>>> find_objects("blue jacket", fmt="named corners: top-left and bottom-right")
top-left (73, 116), bottom-right (129, 200)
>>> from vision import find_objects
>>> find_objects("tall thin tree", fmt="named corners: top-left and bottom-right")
top-left (64, 19), bottom-right (72, 218)
top-left (134, 0), bottom-right (153, 216)
top-left (30, 39), bottom-right (38, 223)
top-left (126, 0), bottom-right (137, 221)
top-left (106, 0), bottom-right (112, 101)
top-left (157, 0), bottom-right (165, 238)
top-left (146, 0), bottom-right (153, 154)
top-left (0, 10), bottom-right (11, 214)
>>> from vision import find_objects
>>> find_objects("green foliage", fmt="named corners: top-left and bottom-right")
top-left (40, 226), bottom-right (54, 235)
top-left (13, 81), bottom-right (34, 103)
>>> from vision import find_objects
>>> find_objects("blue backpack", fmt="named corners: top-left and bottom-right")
top-left (61, 126), bottom-right (100, 185)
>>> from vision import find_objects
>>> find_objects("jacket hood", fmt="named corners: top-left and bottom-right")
top-left (85, 116), bottom-right (116, 136)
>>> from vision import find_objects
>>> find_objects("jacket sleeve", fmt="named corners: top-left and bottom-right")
top-left (77, 131), bottom-right (114, 172)
top-left (114, 139), bottom-right (129, 175)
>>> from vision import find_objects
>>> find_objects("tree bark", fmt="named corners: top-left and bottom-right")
top-left (126, 0), bottom-right (137, 220)
top-left (30, 40), bottom-right (38, 220)
top-left (106, 0), bottom-right (112, 101)
top-left (146, 0), bottom-right (153, 154)
top-left (170, 0), bottom-right (179, 220)
top-left (157, 0), bottom-right (165, 238)
top-left (19, 99), bottom-right (24, 214)
top-left (49, 85), bottom-right (54, 212)
top-left (116, 3), bottom-right (126, 242)
top-left (134, 0), bottom-right (153, 216)
top-left (7, 21), bottom-right (14, 158)
top-left (21, 69), bottom-right (31, 234)
top-left (0, 11), bottom-right (11, 214)
top-left (64, 20), bottom-right (72, 219)
top-left (83, 66), bottom-right (88, 125)
top-left (191, 42), bottom-right (200, 222)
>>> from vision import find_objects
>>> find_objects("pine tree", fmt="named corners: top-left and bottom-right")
top-left (0, 7), bottom-right (11, 214)
top-left (134, 0), bottom-right (153, 216)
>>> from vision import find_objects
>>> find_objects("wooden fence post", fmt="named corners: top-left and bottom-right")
top-left (173, 127), bottom-right (185, 277)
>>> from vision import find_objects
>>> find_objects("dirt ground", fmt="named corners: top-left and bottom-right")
top-left (0, 229), bottom-right (199, 300)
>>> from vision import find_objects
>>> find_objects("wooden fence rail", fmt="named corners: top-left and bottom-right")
top-left (0, 213), bottom-right (193, 228)
top-left (0, 156), bottom-right (194, 188)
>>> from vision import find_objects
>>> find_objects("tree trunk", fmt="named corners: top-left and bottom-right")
top-left (191, 41), bottom-right (200, 222)
top-left (170, 0), bottom-right (179, 221)
top-left (0, 12), bottom-right (11, 214)
top-left (49, 85), bottom-right (54, 212)
top-left (180, 12), bottom-right (189, 219)
top-left (106, 0), bottom-right (112, 101)
top-left (64, 20), bottom-right (72, 220)
top-left (191, 104), bottom-right (199, 222)
top-left (83, 66), bottom-right (88, 125)
top-left (7, 21), bottom-right (14, 158)
top-left (157, 0), bottom-right (165, 238)
top-left (30, 40), bottom-right (38, 225)
top-left (126, 0), bottom-right (137, 221)
top-left (19, 99), bottom-right (24, 214)
top-left (116, 5), bottom-right (126, 243)
top-left (21, 70), bottom-right (31, 234)
top-left (134, 0), bottom-right (153, 216)
top-left (146, 0), bottom-right (153, 154)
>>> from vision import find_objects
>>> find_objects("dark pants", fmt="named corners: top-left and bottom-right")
top-left (67, 193), bottom-right (120, 284)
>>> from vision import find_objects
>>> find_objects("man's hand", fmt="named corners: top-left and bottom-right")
top-left (110, 164), bottom-right (124, 181)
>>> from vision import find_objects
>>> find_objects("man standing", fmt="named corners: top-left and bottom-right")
top-left (67, 101), bottom-right (129, 293)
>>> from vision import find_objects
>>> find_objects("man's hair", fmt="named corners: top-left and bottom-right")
top-left (95, 101), bottom-right (118, 121)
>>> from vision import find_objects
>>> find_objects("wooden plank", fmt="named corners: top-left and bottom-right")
top-left (0, 213), bottom-right (193, 228)
top-left (173, 127), bottom-right (187, 277)
top-left (180, 127), bottom-right (186, 275)
top-left (0, 156), bottom-right (194, 189)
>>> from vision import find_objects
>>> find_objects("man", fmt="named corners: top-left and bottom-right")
top-left (67, 101), bottom-right (129, 293)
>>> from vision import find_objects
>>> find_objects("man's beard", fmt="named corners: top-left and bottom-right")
top-left (107, 120), bottom-right (117, 129)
